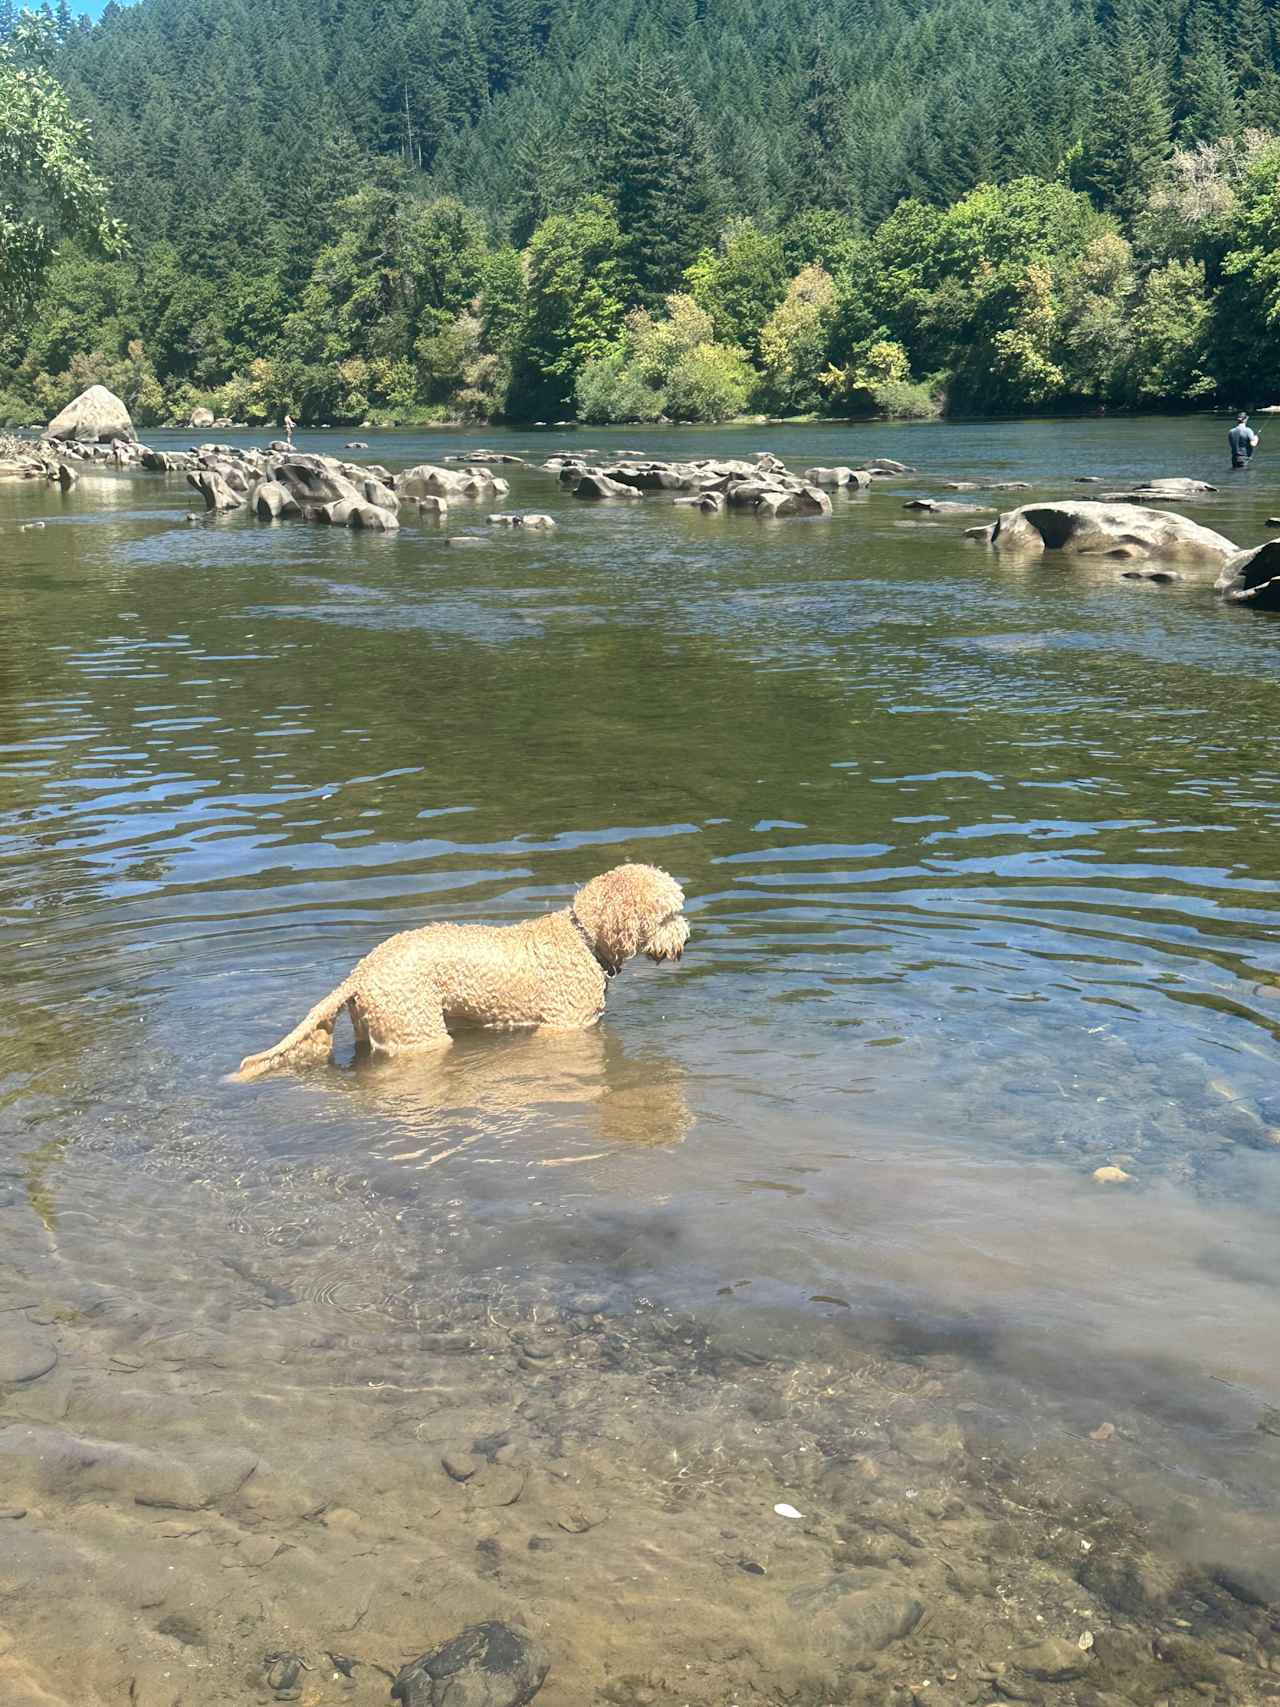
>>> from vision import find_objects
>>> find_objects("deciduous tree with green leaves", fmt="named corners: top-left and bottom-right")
top-left (0, 13), bottom-right (123, 315)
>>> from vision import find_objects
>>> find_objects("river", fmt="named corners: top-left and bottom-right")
top-left (1, 416), bottom-right (1278, 1707)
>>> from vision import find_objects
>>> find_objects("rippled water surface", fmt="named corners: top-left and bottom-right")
top-left (3, 418), bottom-right (1279, 1705)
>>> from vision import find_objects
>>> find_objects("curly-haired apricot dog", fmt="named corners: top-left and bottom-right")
top-left (232, 863), bottom-right (689, 1080)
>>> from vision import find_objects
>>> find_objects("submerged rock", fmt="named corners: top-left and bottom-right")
top-left (976, 501), bottom-right (1236, 566)
top-left (1014, 1637), bottom-right (1091, 1682)
top-left (1215, 539), bottom-right (1280, 607)
top-left (789, 1572), bottom-right (925, 1655)
top-left (903, 496), bottom-right (991, 514)
top-left (0, 1325), bottom-right (57, 1384)
top-left (392, 1622), bottom-right (550, 1707)
top-left (47, 384), bottom-right (133, 444)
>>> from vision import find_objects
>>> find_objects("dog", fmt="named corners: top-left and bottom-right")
top-left (231, 863), bottom-right (689, 1080)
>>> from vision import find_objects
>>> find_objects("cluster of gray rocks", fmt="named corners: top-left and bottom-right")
top-left (176, 443), bottom-right (555, 533)
top-left (546, 449), bottom-right (912, 517)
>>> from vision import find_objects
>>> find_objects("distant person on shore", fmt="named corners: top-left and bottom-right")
top-left (1229, 412), bottom-right (1258, 468)
top-left (284, 413), bottom-right (295, 445)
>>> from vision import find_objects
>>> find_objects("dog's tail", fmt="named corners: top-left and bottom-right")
top-left (227, 979), bottom-right (354, 1082)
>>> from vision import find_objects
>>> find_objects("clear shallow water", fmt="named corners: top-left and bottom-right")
top-left (2, 417), bottom-right (1280, 1704)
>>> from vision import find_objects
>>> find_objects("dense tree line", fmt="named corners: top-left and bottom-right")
top-left (3, 0), bottom-right (1280, 424)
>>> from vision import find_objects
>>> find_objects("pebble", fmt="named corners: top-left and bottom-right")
top-left (392, 1622), bottom-right (550, 1707)
top-left (774, 1502), bottom-right (802, 1519)
top-left (0, 1506), bottom-right (26, 1519)
top-left (239, 1533), bottom-right (281, 1566)
top-left (1014, 1636), bottom-right (1091, 1681)
top-left (0, 1325), bottom-right (57, 1384)
top-left (556, 1503), bottom-right (606, 1533)
top-left (1092, 1166), bottom-right (1133, 1184)
top-left (1089, 1422), bottom-right (1116, 1442)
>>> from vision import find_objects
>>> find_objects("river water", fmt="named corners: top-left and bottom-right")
top-left (1, 418), bottom-right (1278, 1707)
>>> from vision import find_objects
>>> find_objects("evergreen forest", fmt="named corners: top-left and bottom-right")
top-left (5, 0), bottom-right (1280, 424)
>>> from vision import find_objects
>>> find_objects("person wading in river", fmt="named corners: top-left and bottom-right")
top-left (283, 413), bottom-right (295, 445)
top-left (1229, 412), bottom-right (1259, 468)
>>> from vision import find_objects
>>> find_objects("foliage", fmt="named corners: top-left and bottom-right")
top-left (759, 265), bottom-right (837, 414)
top-left (0, 12), bottom-right (123, 313)
top-left (8, 0), bottom-right (1280, 423)
top-left (577, 294), bottom-right (753, 423)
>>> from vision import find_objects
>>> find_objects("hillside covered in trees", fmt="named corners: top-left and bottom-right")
top-left (4, 0), bottom-right (1280, 424)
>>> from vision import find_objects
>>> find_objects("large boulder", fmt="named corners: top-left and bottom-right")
top-left (47, 385), bottom-right (133, 444)
top-left (271, 457), bottom-right (362, 507)
top-left (573, 472), bottom-right (643, 499)
top-left (400, 463), bottom-right (503, 499)
top-left (189, 406), bottom-right (215, 428)
top-left (359, 476), bottom-right (399, 512)
top-left (755, 485), bottom-right (833, 518)
top-left (1215, 539), bottom-right (1280, 607)
top-left (351, 501), bottom-right (399, 530)
top-left (250, 480), bottom-right (301, 520)
top-left (186, 469), bottom-right (242, 512)
top-left (804, 466), bottom-right (870, 488)
top-left (976, 501), bottom-right (1236, 566)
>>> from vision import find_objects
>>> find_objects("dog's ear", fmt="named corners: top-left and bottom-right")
top-left (575, 865), bottom-right (667, 973)
top-left (591, 871), bottom-right (645, 973)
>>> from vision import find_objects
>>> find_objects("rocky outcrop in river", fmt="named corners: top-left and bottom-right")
top-left (1215, 538), bottom-right (1280, 607)
top-left (46, 384), bottom-right (134, 444)
top-left (969, 501), bottom-right (1238, 567)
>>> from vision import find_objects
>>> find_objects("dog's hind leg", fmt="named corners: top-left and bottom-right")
top-left (353, 988), bottom-right (452, 1059)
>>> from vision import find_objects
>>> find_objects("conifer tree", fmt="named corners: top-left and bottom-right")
top-left (1075, 2), bottom-right (1171, 221)
top-left (1176, 40), bottom-right (1240, 142)
top-left (612, 58), bottom-right (718, 304)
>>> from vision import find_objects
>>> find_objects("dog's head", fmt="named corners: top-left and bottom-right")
top-left (572, 863), bottom-right (689, 975)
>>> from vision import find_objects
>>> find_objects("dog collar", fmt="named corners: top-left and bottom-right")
top-left (569, 907), bottom-right (617, 977)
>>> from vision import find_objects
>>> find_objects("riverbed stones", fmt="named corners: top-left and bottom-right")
top-left (1215, 538), bottom-right (1280, 607)
top-left (0, 1422), bottom-right (257, 1510)
top-left (1014, 1637), bottom-right (1091, 1682)
top-left (46, 384), bottom-right (133, 443)
top-left (975, 501), bottom-right (1237, 566)
top-left (789, 1571), bottom-right (925, 1655)
top-left (487, 512), bottom-right (556, 529)
top-left (392, 1622), bottom-right (550, 1707)
top-left (0, 1325), bottom-right (57, 1385)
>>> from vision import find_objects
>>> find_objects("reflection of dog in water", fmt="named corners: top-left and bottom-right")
top-left (232, 863), bottom-right (689, 1081)
top-left (343, 1026), bottom-right (696, 1158)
